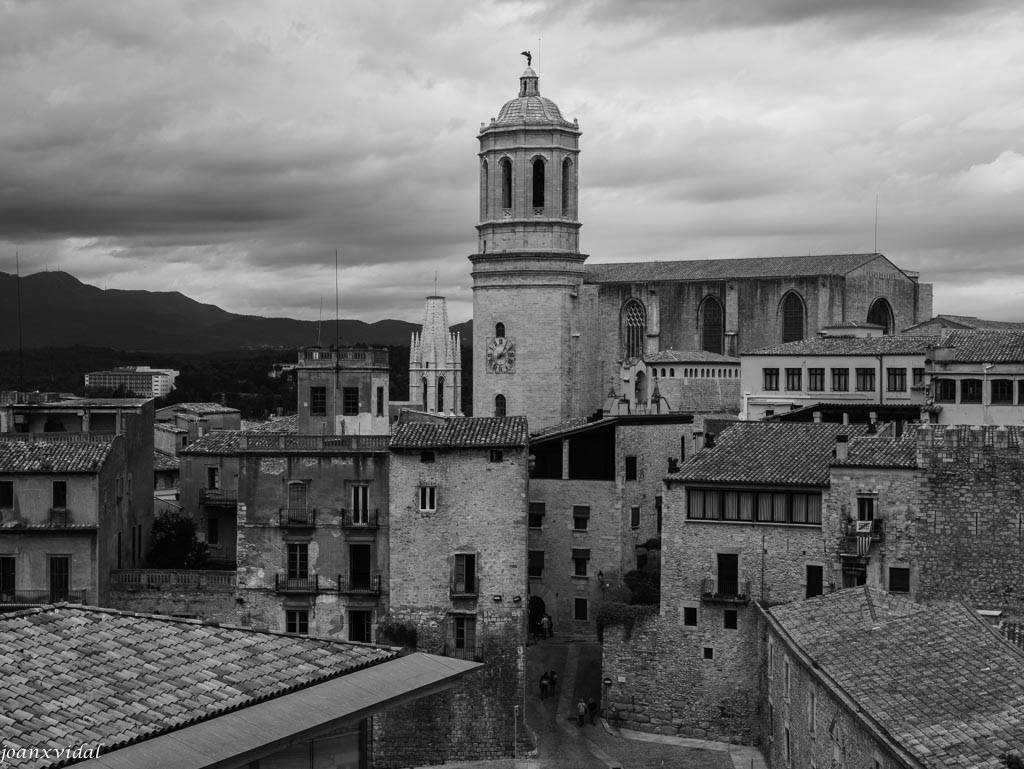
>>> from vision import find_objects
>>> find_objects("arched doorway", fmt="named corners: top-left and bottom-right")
top-left (529, 595), bottom-right (546, 639)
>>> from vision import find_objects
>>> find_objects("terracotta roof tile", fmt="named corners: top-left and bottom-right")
top-left (181, 431), bottom-right (244, 455)
top-left (645, 350), bottom-right (739, 363)
top-left (746, 335), bottom-right (938, 356)
top-left (0, 606), bottom-right (399, 767)
top-left (668, 422), bottom-right (868, 486)
top-left (153, 450), bottom-right (179, 472)
top-left (585, 253), bottom-right (893, 284)
top-left (934, 329), bottom-right (1024, 362)
top-left (391, 416), bottom-right (529, 449)
top-left (770, 589), bottom-right (1024, 769)
top-left (244, 415), bottom-right (298, 433)
top-left (0, 440), bottom-right (113, 473)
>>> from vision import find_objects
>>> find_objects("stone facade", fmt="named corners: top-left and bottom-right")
top-left (378, 420), bottom-right (528, 767)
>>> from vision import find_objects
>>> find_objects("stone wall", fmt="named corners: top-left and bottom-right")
top-left (108, 588), bottom-right (237, 621)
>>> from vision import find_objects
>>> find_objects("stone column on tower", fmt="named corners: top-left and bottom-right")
top-left (469, 63), bottom-right (587, 429)
top-left (408, 295), bottom-right (463, 415)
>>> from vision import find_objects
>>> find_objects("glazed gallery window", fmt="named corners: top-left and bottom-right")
top-left (310, 386), bottom-right (326, 416)
top-left (687, 488), bottom-right (822, 525)
top-left (934, 378), bottom-right (956, 402)
top-left (855, 368), bottom-right (875, 392)
top-left (831, 368), bottom-right (849, 392)
top-left (342, 388), bottom-right (359, 416)
top-left (961, 379), bottom-right (982, 403)
top-left (763, 368), bottom-right (780, 391)
top-left (992, 379), bottom-right (1014, 404)
top-left (807, 368), bottom-right (825, 392)
top-left (785, 368), bottom-right (801, 391)
top-left (886, 368), bottom-right (907, 392)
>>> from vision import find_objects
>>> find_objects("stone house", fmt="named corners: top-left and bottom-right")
top-left (378, 415), bottom-right (529, 767)
top-left (924, 330), bottom-right (1024, 426)
top-left (616, 350), bottom-right (741, 415)
top-left (602, 421), bottom-right (868, 743)
top-left (759, 588), bottom-right (1024, 769)
top-left (527, 413), bottom-right (728, 637)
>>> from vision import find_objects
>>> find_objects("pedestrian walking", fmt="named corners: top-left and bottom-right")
top-left (539, 614), bottom-right (551, 639)
top-left (545, 613), bottom-right (554, 638)
top-left (576, 698), bottom-right (587, 726)
top-left (588, 697), bottom-right (597, 725)
top-left (548, 670), bottom-right (557, 694)
top-left (540, 672), bottom-right (549, 700)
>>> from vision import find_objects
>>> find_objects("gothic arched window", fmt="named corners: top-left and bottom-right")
top-left (532, 157), bottom-right (545, 210)
top-left (622, 300), bottom-right (646, 360)
top-left (500, 158), bottom-right (512, 211)
top-left (781, 292), bottom-right (806, 343)
top-left (495, 322), bottom-right (505, 338)
top-left (867, 298), bottom-right (894, 335)
top-left (421, 377), bottom-right (428, 412)
top-left (700, 297), bottom-right (724, 355)
top-left (561, 158), bottom-right (572, 217)
top-left (494, 394), bottom-right (507, 417)
top-left (436, 376), bottom-right (445, 413)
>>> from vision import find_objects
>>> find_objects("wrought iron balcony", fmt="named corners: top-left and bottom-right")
top-left (200, 488), bottom-right (238, 506)
top-left (840, 519), bottom-right (885, 559)
top-left (0, 589), bottom-right (88, 607)
top-left (337, 574), bottom-right (381, 595)
top-left (111, 570), bottom-right (236, 591)
top-left (442, 645), bottom-right (483, 662)
top-left (700, 578), bottom-right (751, 604)
top-left (279, 507), bottom-right (317, 527)
top-left (275, 574), bottom-right (319, 593)
top-left (450, 577), bottom-right (480, 598)
top-left (341, 508), bottom-right (379, 530)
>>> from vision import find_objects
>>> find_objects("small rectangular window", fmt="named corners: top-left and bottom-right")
top-left (912, 368), bottom-right (925, 387)
top-left (452, 614), bottom-right (477, 653)
top-left (342, 387), bottom-right (359, 415)
top-left (310, 386), bottom-right (327, 416)
top-left (349, 609), bottom-right (372, 643)
top-left (763, 368), bottom-right (779, 391)
top-left (630, 505), bottom-right (640, 528)
top-left (207, 517), bottom-right (220, 546)
top-left (453, 554), bottom-right (477, 594)
top-left (286, 609), bottom-right (309, 635)
top-left (856, 367), bottom-right (875, 392)
top-left (724, 609), bottom-right (738, 629)
top-left (625, 456), bottom-right (638, 481)
top-left (529, 501), bottom-right (545, 528)
top-left (807, 368), bottom-right (824, 391)
top-left (886, 368), bottom-right (906, 392)
top-left (207, 467), bottom-right (220, 491)
top-left (0, 556), bottom-right (15, 595)
top-left (961, 379), bottom-right (983, 403)
top-left (489, 449), bottom-right (504, 463)
top-left (420, 451), bottom-right (435, 463)
top-left (683, 606), bottom-right (698, 626)
top-left (376, 386), bottom-right (385, 417)
top-left (0, 481), bottom-right (12, 509)
top-left (574, 598), bottom-right (589, 621)
top-left (702, 646), bottom-right (714, 660)
top-left (352, 484), bottom-right (369, 523)
top-left (572, 548), bottom-right (590, 577)
top-left (785, 368), bottom-right (801, 391)
top-left (572, 505), bottom-right (590, 531)
top-left (806, 564), bottom-right (824, 598)
top-left (528, 550), bottom-right (545, 578)
top-left (52, 481), bottom-right (67, 509)
top-left (419, 486), bottom-right (436, 512)
top-left (784, 658), bottom-right (791, 699)
top-left (655, 495), bottom-right (663, 533)
top-left (858, 497), bottom-right (875, 521)
top-left (831, 368), bottom-right (849, 392)
top-left (889, 567), bottom-right (910, 593)
top-left (809, 689), bottom-right (816, 733)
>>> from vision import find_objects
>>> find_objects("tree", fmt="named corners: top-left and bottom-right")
top-left (147, 512), bottom-right (208, 568)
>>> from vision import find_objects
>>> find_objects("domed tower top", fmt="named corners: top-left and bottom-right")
top-left (484, 67), bottom-right (577, 130)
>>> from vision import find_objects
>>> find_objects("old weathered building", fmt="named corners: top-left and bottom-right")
top-left (470, 67), bottom-right (933, 430)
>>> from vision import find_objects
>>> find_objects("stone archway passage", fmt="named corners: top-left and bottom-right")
top-left (529, 595), bottom-right (546, 638)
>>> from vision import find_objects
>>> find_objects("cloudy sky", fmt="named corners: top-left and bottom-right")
top-left (2, 0), bottom-right (1022, 324)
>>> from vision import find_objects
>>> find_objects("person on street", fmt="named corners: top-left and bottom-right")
top-left (577, 698), bottom-right (587, 726)
top-left (540, 672), bottom-right (549, 699)
top-left (588, 697), bottom-right (597, 725)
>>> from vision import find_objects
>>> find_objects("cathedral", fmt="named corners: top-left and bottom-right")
top-left (470, 65), bottom-right (933, 430)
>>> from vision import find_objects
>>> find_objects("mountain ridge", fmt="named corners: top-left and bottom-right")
top-left (0, 271), bottom-right (472, 352)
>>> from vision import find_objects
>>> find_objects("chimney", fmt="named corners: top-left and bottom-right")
top-left (995, 427), bottom-right (1009, 450)
top-left (705, 433), bottom-right (716, 449)
top-left (835, 434), bottom-right (849, 462)
top-left (866, 422), bottom-right (877, 435)
top-left (668, 458), bottom-right (679, 474)
top-left (813, 411), bottom-right (822, 424)
top-left (842, 412), bottom-right (850, 425)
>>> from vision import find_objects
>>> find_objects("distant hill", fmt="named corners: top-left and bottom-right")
top-left (0, 271), bottom-right (472, 353)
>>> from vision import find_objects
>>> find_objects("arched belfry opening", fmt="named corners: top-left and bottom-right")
top-left (699, 296), bottom-right (724, 355)
top-left (532, 157), bottom-right (545, 212)
top-left (867, 298), bottom-right (894, 335)
top-left (500, 158), bottom-right (512, 211)
top-left (781, 292), bottom-right (806, 343)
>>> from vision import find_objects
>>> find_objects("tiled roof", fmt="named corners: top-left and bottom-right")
top-left (745, 335), bottom-right (938, 356)
top-left (180, 430), bottom-right (243, 455)
top-left (833, 433), bottom-right (919, 468)
top-left (645, 350), bottom-right (739, 364)
top-left (153, 450), bottom-right (179, 472)
top-left (933, 329), bottom-right (1024, 362)
top-left (391, 416), bottom-right (529, 449)
top-left (919, 423), bottom-right (1024, 448)
top-left (823, 320), bottom-right (884, 329)
top-left (584, 253), bottom-right (892, 284)
top-left (16, 397), bottom-right (150, 408)
top-left (0, 440), bottom-right (113, 473)
top-left (769, 588), bottom-right (1024, 769)
top-left (169, 402), bottom-right (240, 415)
top-left (0, 605), bottom-right (398, 766)
top-left (243, 414), bottom-right (298, 433)
top-left (667, 422), bottom-right (868, 486)
top-left (903, 314), bottom-right (1024, 333)
top-left (154, 423), bottom-right (186, 435)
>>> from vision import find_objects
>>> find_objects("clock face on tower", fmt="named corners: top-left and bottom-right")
top-left (486, 337), bottom-right (516, 373)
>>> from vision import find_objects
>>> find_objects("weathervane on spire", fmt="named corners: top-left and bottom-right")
top-left (520, 50), bottom-right (532, 67)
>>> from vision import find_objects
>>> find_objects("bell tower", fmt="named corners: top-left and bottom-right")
top-left (469, 61), bottom-right (587, 429)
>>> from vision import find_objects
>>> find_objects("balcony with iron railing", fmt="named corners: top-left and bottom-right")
top-left (700, 578), bottom-right (751, 604)
top-left (279, 507), bottom-right (317, 527)
top-left (337, 574), bottom-right (381, 595)
top-left (340, 508), bottom-right (379, 530)
top-left (111, 570), bottom-right (236, 591)
top-left (275, 574), bottom-right (320, 593)
top-left (441, 645), bottom-right (483, 662)
top-left (450, 576), bottom-right (480, 599)
top-left (237, 434), bottom-right (390, 453)
top-left (0, 589), bottom-right (88, 607)
top-left (297, 347), bottom-right (389, 369)
top-left (200, 488), bottom-right (238, 506)
top-left (840, 519), bottom-right (886, 559)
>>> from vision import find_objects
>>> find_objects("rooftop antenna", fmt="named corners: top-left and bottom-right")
top-left (317, 296), bottom-right (323, 347)
top-left (16, 252), bottom-right (24, 391)
top-left (874, 193), bottom-right (879, 254)
top-left (434, 271), bottom-right (438, 296)
top-left (335, 249), bottom-right (340, 349)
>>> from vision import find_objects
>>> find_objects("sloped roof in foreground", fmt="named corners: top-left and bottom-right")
top-left (0, 605), bottom-right (479, 769)
top-left (767, 588), bottom-right (1024, 769)
top-left (391, 416), bottom-right (529, 449)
